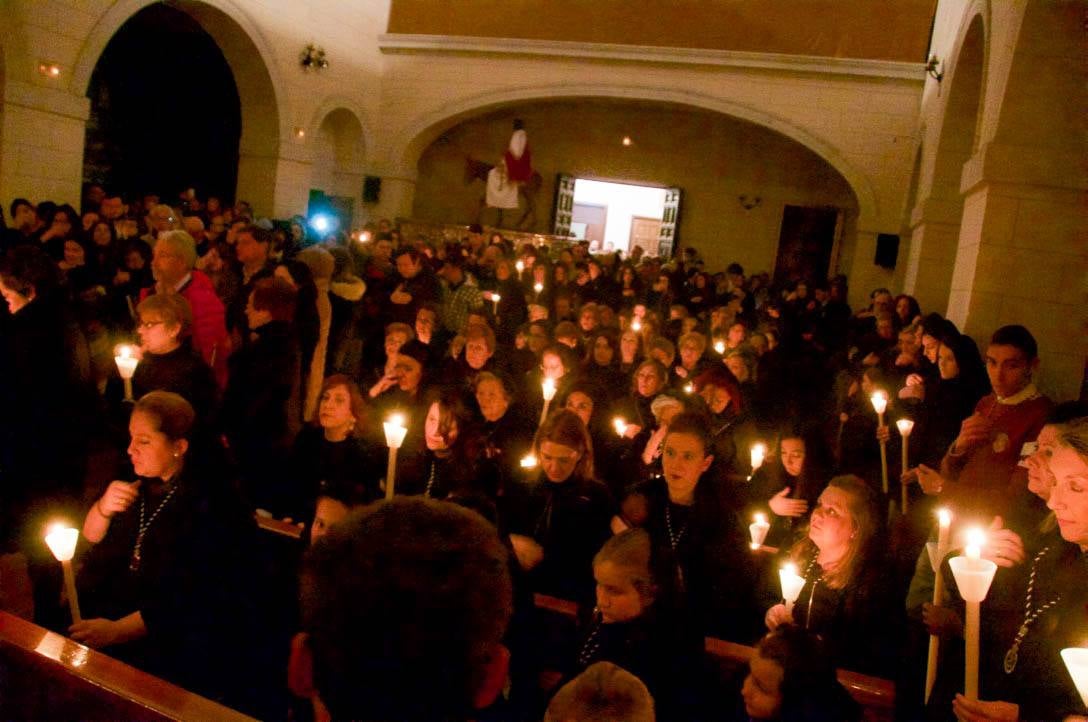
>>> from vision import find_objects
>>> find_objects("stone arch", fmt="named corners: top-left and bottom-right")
top-left (390, 84), bottom-right (876, 227)
top-left (903, 9), bottom-right (987, 314)
top-left (310, 105), bottom-right (368, 228)
top-left (72, 0), bottom-right (283, 212)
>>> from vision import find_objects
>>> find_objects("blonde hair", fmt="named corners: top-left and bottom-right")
top-left (545, 662), bottom-right (655, 722)
top-left (790, 475), bottom-right (878, 590)
top-left (593, 529), bottom-right (656, 607)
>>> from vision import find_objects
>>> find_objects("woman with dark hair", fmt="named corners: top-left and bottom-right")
top-left (582, 328), bottom-right (626, 402)
top-left (734, 625), bottom-right (860, 721)
top-left (618, 325), bottom-right (643, 376)
top-left (287, 375), bottom-right (380, 518)
top-left (504, 409), bottom-right (614, 602)
top-left (38, 203), bottom-right (78, 259)
top-left (763, 475), bottom-right (893, 676)
top-left (748, 423), bottom-right (834, 548)
top-left (474, 370), bottom-right (536, 499)
top-left (894, 294), bottom-right (922, 328)
top-left (419, 385), bottom-right (483, 499)
top-left (73, 391), bottom-right (271, 716)
top-left (617, 263), bottom-right (643, 308)
top-left (618, 412), bottom-right (757, 641)
top-left (616, 359), bottom-right (669, 433)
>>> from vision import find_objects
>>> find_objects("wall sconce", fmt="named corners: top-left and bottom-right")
top-left (738, 195), bottom-right (762, 211)
top-left (37, 62), bottom-right (61, 79)
top-left (294, 127), bottom-right (306, 139)
top-left (300, 44), bottom-right (329, 71)
top-left (925, 55), bottom-right (944, 83)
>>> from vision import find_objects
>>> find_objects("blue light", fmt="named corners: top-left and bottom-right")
top-left (310, 214), bottom-right (331, 233)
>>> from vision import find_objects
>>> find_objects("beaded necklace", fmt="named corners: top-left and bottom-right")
top-left (664, 501), bottom-right (690, 590)
top-left (424, 460), bottom-right (437, 498)
top-left (577, 608), bottom-right (604, 666)
top-left (129, 485), bottom-right (179, 573)
top-left (1004, 545), bottom-right (1061, 674)
top-left (801, 553), bottom-right (825, 629)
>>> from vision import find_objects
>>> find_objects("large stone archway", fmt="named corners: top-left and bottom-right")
top-left (310, 105), bottom-right (368, 229)
top-left (72, 0), bottom-right (284, 215)
top-left (903, 10), bottom-right (986, 315)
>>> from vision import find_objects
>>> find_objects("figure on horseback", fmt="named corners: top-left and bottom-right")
top-left (465, 119), bottom-right (542, 230)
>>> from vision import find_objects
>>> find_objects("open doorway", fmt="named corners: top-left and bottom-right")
top-left (567, 179), bottom-right (670, 255)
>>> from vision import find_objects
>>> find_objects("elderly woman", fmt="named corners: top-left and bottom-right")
top-left (127, 293), bottom-right (217, 421)
top-left (440, 322), bottom-right (498, 391)
top-left (503, 409), bottom-right (614, 602)
top-left (764, 475), bottom-right (893, 676)
top-left (950, 414), bottom-right (1088, 722)
top-left (74, 392), bottom-right (269, 715)
top-left (671, 331), bottom-right (710, 388)
top-left (474, 370), bottom-right (535, 498)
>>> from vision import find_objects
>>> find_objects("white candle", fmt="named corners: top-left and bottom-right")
top-left (492, 293), bottom-right (501, 314)
top-left (683, 382), bottom-right (694, 395)
top-left (870, 391), bottom-right (888, 417)
top-left (45, 524), bottom-right (81, 624)
top-left (924, 507), bottom-right (955, 703)
top-left (1060, 648), bottom-right (1088, 707)
top-left (515, 260), bottom-right (525, 273)
top-left (114, 344), bottom-right (139, 402)
top-left (631, 319), bottom-right (642, 332)
top-left (750, 443), bottom-right (767, 472)
top-left (382, 413), bottom-right (408, 500)
top-left (714, 340), bottom-right (726, 355)
top-left (533, 282), bottom-right (543, 295)
top-left (749, 513), bottom-right (770, 550)
top-left (613, 417), bottom-right (628, 437)
top-left (949, 527), bottom-right (997, 701)
top-left (871, 391), bottom-right (889, 494)
top-left (520, 454), bottom-right (538, 469)
top-left (541, 378), bottom-right (557, 402)
top-left (779, 562), bottom-right (806, 613)
top-left (897, 418), bottom-right (914, 513)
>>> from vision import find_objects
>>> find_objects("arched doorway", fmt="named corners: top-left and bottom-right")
top-left (83, 4), bottom-right (241, 203)
top-left (904, 14), bottom-right (985, 314)
top-left (412, 98), bottom-right (858, 275)
top-left (75, 0), bottom-right (282, 214)
top-left (309, 107), bottom-right (367, 235)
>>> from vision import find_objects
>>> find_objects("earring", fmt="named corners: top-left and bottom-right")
top-left (173, 452), bottom-right (180, 458)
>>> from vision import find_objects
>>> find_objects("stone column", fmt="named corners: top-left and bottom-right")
top-left (0, 82), bottom-right (90, 207)
top-left (948, 142), bottom-right (1088, 400)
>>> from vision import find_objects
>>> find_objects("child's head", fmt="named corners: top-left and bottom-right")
top-left (592, 529), bottom-right (656, 624)
top-left (310, 482), bottom-right (366, 546)
top-left (742, 625), bottom-right (848, 721)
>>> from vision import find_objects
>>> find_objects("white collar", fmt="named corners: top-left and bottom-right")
top-left (996, 383), bottom-right (1039, 406)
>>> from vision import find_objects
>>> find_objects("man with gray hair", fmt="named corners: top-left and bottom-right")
top-left (141, 230), bottom-right (230, 385)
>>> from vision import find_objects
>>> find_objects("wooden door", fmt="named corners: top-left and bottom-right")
top-left (629, 216), bottom-right (662, 256)
top-left (773, 205), bottom-right (841, 286)
top-left (657, 187), bottom-right (681, 258)
top-left (572, 202), bottom-right (608, 247)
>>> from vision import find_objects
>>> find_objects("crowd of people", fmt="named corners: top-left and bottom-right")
top-left (0, 188), bottom-right (1085, 722)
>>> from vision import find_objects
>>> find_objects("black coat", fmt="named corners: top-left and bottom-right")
top-left (131, 342), bottom-right (218, 423)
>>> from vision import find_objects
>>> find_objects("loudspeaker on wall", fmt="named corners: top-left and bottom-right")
top-left (363, 176), bottom-right (381, 204)
top-left (874, 233), bottom-right (899, 269)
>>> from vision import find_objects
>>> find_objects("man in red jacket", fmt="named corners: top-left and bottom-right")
top-left (142, 230), bottom-right (230, 387)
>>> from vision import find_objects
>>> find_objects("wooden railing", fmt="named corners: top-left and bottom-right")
top-left (0, 611), bottom-right (255, 721)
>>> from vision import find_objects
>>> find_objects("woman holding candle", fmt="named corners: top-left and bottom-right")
top-left (951, 415), bottom-right (1088, 722)
top-left (419, 387), bottom-right (484, 499)
top-left (474, 371), bottom-right (535, 499)
top-left (763, 475), bottom-right (894, 676)
top-left (503, 409), bottom-right (614, 603)
top-left (582, 329), bottom-right (626, 403)
top-left (618, 412), bottom-right (757, 641)
top-left (748, 423), bottom-right (834, 548)
top-left (525, 343), bottom-right (579, 423)
top-left (74, 391), bottom-right (270, 715)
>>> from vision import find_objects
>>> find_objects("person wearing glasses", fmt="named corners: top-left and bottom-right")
top-left (125, 293), bottom-right (216, 421)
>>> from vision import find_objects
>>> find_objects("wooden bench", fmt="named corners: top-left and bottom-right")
top-left (533, 593), bottom-right (895, 722)
top-left (0, 611), bottom-right (255, 721)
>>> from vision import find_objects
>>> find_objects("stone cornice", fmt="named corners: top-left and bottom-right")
top-left (378, 34), bottom-right (926, 81)
top-left (3, 81), bottom-right (91, 121)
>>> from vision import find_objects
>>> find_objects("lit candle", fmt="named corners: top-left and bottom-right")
top-left (779, 562), bottom-right (805, 614)
top-left (540, 378), bottom-right (557, 425)
top-left (382, 413), bottom-right (408, 500)
top-left (520, 453), bottom-right (538, 469)
top-left (714, 340), bottom-right (726, 355)
top-left (949, 527), bottom-right (997, 701)
top-left (44, 524), bottom-right (81, 624)
top-left (533, 282), bottom-right (543, 296)
top-left (683, 382), bottom-right (694, 395)
top-left (631, 318), bottom-right (642, 332)
top-left (749, 513), bottom-right (770, 550)
top-left (1060, 648), bottom-right (1088, 707)
top-left (613, 417), bottom-right (628, 437)
top-left (896, 418), bottom-right (915, 512)
top-left (114, 345), bottom-right (139, 402)
top-left (491, 293), bottom-right (501, 315)
top-left (924, 507), bottom-right (954, 703)
top-left (750, 443), bottom-right (767, 472)
top-left (871, 391), bottom-right (889, 494)
top-left (515, 260), bottom-right (524, 273)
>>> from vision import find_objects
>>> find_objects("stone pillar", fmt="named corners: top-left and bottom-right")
top-left (902, 194), bottom-right (962, 315)
top-left (236, 138), bottom-right (313, 220)
top-left (0, 82), bottom-right (89, 207)
top-left (948, 143), bottom-right (1088, 400)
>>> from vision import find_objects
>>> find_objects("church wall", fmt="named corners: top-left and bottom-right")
top-left (413, 101), bottom-right (857, 277)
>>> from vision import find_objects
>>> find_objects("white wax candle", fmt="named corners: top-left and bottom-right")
top-left (613, 418), bottom-right (628, 436)
top-left (520, 454), bottom-right (538, 469)
top-left (749, 513), bottom-right (770, 549)
top-left (750, 443), bottom-right (767, 471)
top-left (1060, 648), bottom-right (1088, 707)
top-left (714, 340), bottom-right (725, 355)
top-left (779, 562), bottom-right (806, 613)
top-left (541, 378), bottom-right (557, 401)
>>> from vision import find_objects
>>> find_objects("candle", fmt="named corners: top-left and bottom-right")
top-left (750, 443), bottom-right (767, 472)
top-left (540, 378), bottom-right (557, 425)
top-left (515, 260), bottom-right (524, 273)
top-left (1060, 648), bottom-right (1088, 707)
top-left (613, 417), bottom-right (628, 437)
top-left (533, 282), bottom-right (543, 295)
top-left (714, 340), bottom-right (725, 355)
top-left (683, 382), bottom-right (694, 395)
top-left (749, 513), bottom-right (770, 550)
top-left (631, 318), bottom-right (642, 332)
top-left (779, 562), bottom-right (806, 613)
top-left (382, 413), bottom-right (408, 500)
top-left (44, 524), bottom-right (81, 624)
top-left (520, 453), bottom-right (538, 469)
top-left (924, 507), bottom-right (954, 703)
top-left (114, 345), bottom-right (139, 402)
top-left (491, 293), bottom-right (501, 314)
top-left (871, 391), bottom-right (889, 494)
top-left (896, 418), bottom-right (914, 512)
top-left (949, 527), bottom-right (997, 701)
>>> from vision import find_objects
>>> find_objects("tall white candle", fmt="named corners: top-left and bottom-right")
top-left (871, 391), bottom-right (889, 494)
top-left (749, 513), bottom-right (770, 550)
top-left (45, 525), bottom-right (81, 624)
top-left (950, 528), bottom-right (997, 701)
top-left (114, 344), bottom-right (139, 402)
top-left (779, 562), bottom-right (805, 613)
top-left (382, 413), bottom-right (408, 500)
top-left (924, 507), bottom-right (954, 703)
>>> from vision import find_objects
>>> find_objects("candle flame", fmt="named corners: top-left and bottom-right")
top-left (781, 562), bottom-right (797, 575)
top-left (683, 383), bottom-right (694, 394)
top-left (965, 527), bottom-right (986, 548)
top-left (714, 340), bottom-right (726, 354)
top-left (387, 413), bottom-right (405, 428)
top-left (937, 508), bottom-right (952, 526)
top-left (515, 261), bottom-right (524, 272)
top-left (493, 294), bottom-right (501, 302)
top-left (534, 282), bottom-right (543, 293)
top-left (520, 454), bottom-right (537, 468)
top-left (613, 417), bottom-right (628, 436)
top-left (118, 345), bottom-right (131, 359)
top-left (870, 391), bottom-right (888, 414)
top-left (755, 513), bottom-right (767, 525)
top-left (896, 418), bottom-right (915, 435)
top-left (631, 319), bottom-right (642, 332)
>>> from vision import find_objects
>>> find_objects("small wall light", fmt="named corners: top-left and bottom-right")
top-left (925, 55), bottom-right (944, 83)
top-left (38, 62), bottom-right (61, 79)
top-left (738, 195), bottom-right (762, 211)
top-left (294, 127), bottom-right (306, 139)
top-left (621, 136), bottom-right (633, 147)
